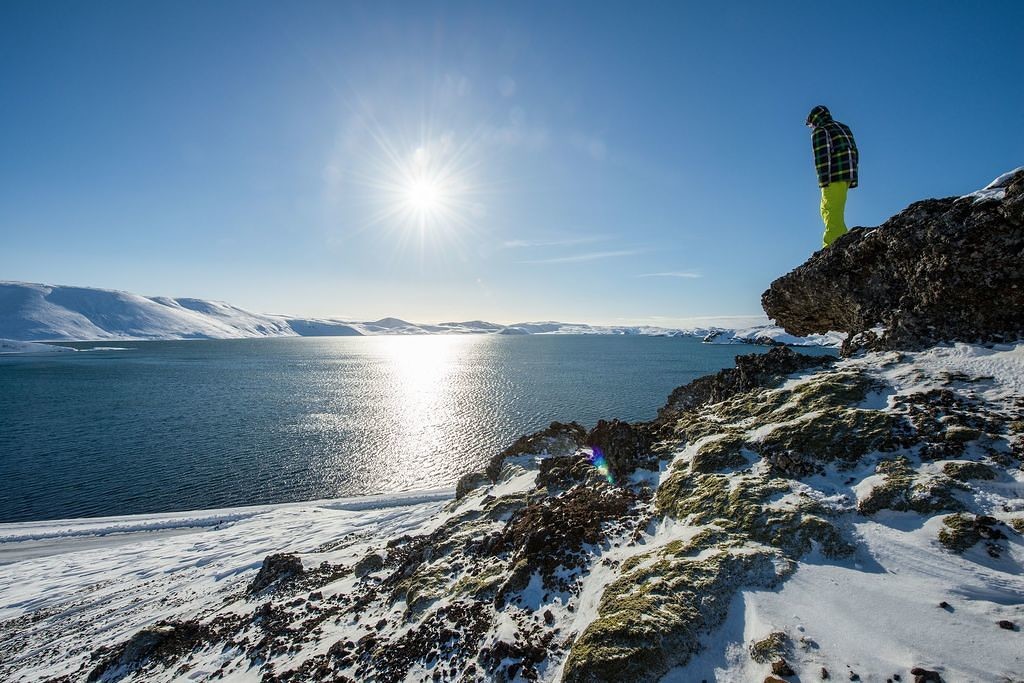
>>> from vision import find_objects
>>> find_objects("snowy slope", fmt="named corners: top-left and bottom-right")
top-left (0, 282), bottom-right (296, 342)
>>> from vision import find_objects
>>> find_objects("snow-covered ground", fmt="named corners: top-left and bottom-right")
top-left (0, 281), bottom-right (840, 347)
top-left (0, 491), bottom-right (453, 680)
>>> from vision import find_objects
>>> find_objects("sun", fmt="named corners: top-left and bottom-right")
top-left (389, 144), bottom-right (467, 231)
top-left (405, 175), bottom-right (443, 215)
top-left (334, 120), bottom-right (485, 259)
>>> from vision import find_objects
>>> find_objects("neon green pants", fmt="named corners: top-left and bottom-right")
top-left (820, 181), bottom-right (849, 248)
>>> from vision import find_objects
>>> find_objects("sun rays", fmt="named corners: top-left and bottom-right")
top-left (327, 104), bottom-right (488, 264)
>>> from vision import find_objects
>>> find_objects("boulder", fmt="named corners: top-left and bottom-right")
top-left (586, 419), bottom-right (655, 480)
top-left (353, 552), bottom-right (385, 578)
top-left (483, 421), bottom-right (587, 483)
top-left (247, 553), bottom-right (304, 594)
top-left (762, 169), bottom-right (1024, 355)
top-left (87, 621), bottom-right (214, 681)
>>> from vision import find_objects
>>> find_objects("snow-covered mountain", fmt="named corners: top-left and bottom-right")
top-left (0, 281), bottom-right (839, 346)
top-left (0, 282), bottom-right (295, 341)
top-left (703, 325), bottom-right (847, 348)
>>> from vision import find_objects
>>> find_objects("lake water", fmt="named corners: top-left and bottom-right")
top-left (0, 336), bottom-right (835, 523)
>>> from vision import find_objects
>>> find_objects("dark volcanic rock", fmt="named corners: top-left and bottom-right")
top-left (771, 658), bottom-right (796, 676)
top-left (657, 347), bottom-right (834, 423)
top-left (486, 421), bottom-right (587, 480)
top-left (88, 621), bottom-right (216, 681)
top-left (495, 483), bottom-right (637, 596)
top-left (586, 419), bottom-right (656, 480)
top-left (248, 553), bottom-right (305, 594)
top-left (353, 552), bottom-right (384, 578)
top-left (910, 666), bottom-right (943, 682)
top-left (536, 453), bottom-right (609, 491)
top-left (762, 168), bottom-right (1024, 354)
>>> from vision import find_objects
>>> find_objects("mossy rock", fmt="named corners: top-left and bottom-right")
top-left (1009, 517), bottom-right (1024, 534)
top-left (562, 550), bottom-right (786, 683)
top-left (690, 435), bottom-right (750, 473)
top-left (451, 562), bottom-right (506, 601)
top-left (454, 471), bottom-right (489, 500)
top-left (944, 426), bottom-right (983, 444)
top-left (392, 566), bottom-right (450, 617)
top-left (671, 411), bottom-right (745, 444)
top-left (858, 457), bottom-right (965, 515)
top-left (938, 513), bottom-right (1007, 553)
top-left (756, 407), bottom-right (895, 466)
top-left (787, 371), bottom-right (875, 411)
top-left (938, 513), bottom-right (983, 553)
top-left (750, 630), bottom-right (791, 664)
top-left (711, 386), bottom-right (794, 424)
top-left (942, 461), bottom-right (997, 482)
top-left (656, 470), bottom-right (852, 559)
top-left (676, 371), bottom-right (895, 474)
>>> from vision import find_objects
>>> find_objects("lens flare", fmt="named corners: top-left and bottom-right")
top-left (588, 447), bottom-right (615, 484)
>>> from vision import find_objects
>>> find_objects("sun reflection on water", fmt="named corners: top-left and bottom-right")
top-left (325, 334), bottom-right (492, 493)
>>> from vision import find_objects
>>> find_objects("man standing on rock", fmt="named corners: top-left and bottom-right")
top-left (806, 105), bottom-right (859, 248)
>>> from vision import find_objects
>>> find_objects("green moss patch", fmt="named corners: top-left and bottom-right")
top-left (942, 460), bottom-right (997, 482)
top-left (757, 407), bottom-right (895, 468)
top-left (690, 435), bottom-right (750, 473)
top-left (750, 631), bottom-right (791, 664)
top-left (857, 457), bottom-right (964, 515)
top-left (938, 513), bottom-right (1008, 554)
top-left (562, 550), bottom-right (786, 683)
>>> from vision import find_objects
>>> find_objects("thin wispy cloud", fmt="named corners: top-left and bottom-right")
top-left (521, 249), bottom-right (644, 264)
top-left (501, 235), bottom-right (609, 249)
top-left (637, 271), bottom-right (702, 278)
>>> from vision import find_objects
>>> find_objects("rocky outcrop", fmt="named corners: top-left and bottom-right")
top-left (762, 169), bottom-right (1024, 354)
top-left (657, 346), bottom-right (834, 423)
top-left (87, 621), bottom-right (220, 681)
top-left (585, 419), bottom-right (656, 480)
top-left (247, 553), bottom-right (304, 594)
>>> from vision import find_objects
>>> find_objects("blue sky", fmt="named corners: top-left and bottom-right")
top-left (2, 1), bottom-right (1022, 325)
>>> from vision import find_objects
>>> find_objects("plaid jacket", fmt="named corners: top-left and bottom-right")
top-left (807, 105), bottom-right (858, 188)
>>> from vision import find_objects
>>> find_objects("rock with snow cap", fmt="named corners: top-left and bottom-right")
top-left (762, 168), bottom-right (1024, 355)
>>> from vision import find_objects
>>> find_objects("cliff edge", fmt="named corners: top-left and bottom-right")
top-left (762, 168), bottom-right (1024, 355)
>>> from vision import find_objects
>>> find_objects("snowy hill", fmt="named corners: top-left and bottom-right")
top-left (0, 282), bottom-right (295, 342)
top-left (703, 325), bottom-right (847, 348)
top-left (0, 281), bottom-right (840, 347)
